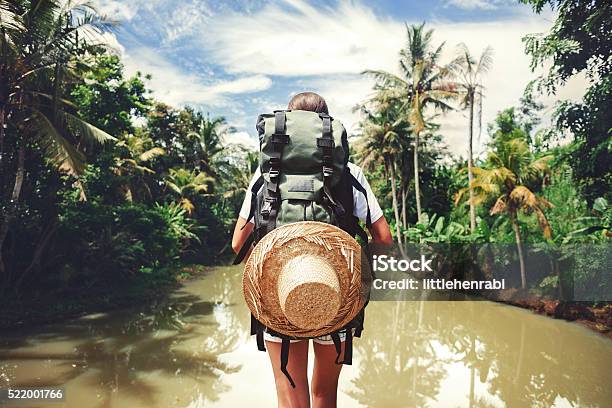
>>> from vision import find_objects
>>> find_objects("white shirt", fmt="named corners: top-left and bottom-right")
top-left (238, 162), bottom-right (384, 225)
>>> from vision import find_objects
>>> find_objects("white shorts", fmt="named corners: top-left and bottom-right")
top-left (263, 328), bottom-right (356, 345)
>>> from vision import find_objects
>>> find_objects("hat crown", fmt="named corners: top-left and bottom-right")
top-left (277, 255), bottom-right (341, 330)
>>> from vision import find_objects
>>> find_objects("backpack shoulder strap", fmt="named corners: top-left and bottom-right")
top-left (242, 175), bottom-right (264, 227)
top-left (348, 170), bottom-right (372, 228)
top-left (232, 175), bottom-right (264, 265)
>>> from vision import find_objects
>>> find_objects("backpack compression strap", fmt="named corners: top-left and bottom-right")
top-left (260, 327), bottom-right (297, 389)
top-left (317, 113), bottom-right (345, 217)
top-left (250, 314), bottom-right (266, 351)
top-left (259, 111), bottom-right (288, 234)
top-left (330, 328), bottom-right (354, 365)
top-left (333, 169), bottom-right (372, 245)
top-left (280, 338), bottom-right (296, 388)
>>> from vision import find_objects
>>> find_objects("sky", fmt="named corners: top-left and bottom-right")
top-left (92, 0), bottom-right (585, 159)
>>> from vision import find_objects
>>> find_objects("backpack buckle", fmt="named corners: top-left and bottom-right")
top-left (322, 165), bottom-right (334, 177)
top-left (317, 137), bottom-right (334, 148)
top-left (269, 169), bottom-right (280, 180)
top-left (271, 133), bottom-right (289, 144)
top-left (261, 197), bottom-right (277, 216)
top-left (261, 201), bottom-right (272, 216)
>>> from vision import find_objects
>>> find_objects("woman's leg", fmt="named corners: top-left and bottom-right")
top-left (311, 340), bottom-right (345, 408)
top-left (266, 339), bottom-right (310, 408)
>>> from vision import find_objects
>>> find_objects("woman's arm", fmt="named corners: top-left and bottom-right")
top-left (367, 217), bottom-right (393, 255)
top-left (232, 217), bottom-right (255, 260)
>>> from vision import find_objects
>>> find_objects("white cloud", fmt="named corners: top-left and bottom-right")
top-left (445, 0), bottom-right (499, 10)
top-left (302, 75), bottom-right (376, 135)
top-left (199, 0), bottom-right (586, 157)
top-left (162, 1), bottom-right (212, 43)
top-left (94, 0), bottom-right (212, 43)
top-left (203, 0), bottom-right (403, 76)
top-left (222, 131), bottom-right (258, 150)
top-left (96, 31), bottom-right (125, 54)
top-left (93, 0), bottom-right (138, 21)
top-left (122, 47), bottom-right (272, 107)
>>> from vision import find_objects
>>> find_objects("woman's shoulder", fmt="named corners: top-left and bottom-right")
top-left (347, 162), bottom-right (365, 179)
top-left (346, 162), bottom-right (363, 174)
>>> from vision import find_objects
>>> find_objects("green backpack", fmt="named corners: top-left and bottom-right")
top-left (234, 110), bottom-right (373, 387)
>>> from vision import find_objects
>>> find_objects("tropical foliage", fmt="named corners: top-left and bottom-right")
top-left (356, 19), bottom-right (609, 294)
top-left (0, 1), bottom-right (251, 298)
top-left (0, 2), bottom-right (609, 307)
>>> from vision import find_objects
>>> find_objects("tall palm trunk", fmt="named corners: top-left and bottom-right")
top-left (467, 91), bottom-right (476, 232)
top-left (1, 28), bottom-right (7, 168)
top-left (413, 130), bottom-right (422, 222)
top-left (388, 158), bottom-right (404, 254)
top-left (0, 145), bottom-right (25, 276)
top-left (0, 107), bottom-right (5, 168)
top-left (401, 185), bottom-right (407, 231)
top-left (511, 214), bottom-right (527, 289)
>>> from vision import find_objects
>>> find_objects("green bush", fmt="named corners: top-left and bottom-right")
top-left (53, 202), bottom-right (196, 287)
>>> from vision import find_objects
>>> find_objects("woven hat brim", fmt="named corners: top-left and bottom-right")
top-left (243, 221), bottom-right (369, 337)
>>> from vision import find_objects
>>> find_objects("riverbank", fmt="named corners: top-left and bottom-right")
top-left (488, 288), bottom-right (612, 340)
top-left (501, 298), bottom-right (612, 340)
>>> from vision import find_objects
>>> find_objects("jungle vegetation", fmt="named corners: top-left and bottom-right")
top-left (0, 0), bottom-right (609, 306)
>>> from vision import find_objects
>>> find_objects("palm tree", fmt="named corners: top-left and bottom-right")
top-left (355, 101), bottom-right (408, 251)
top-left (186, 114), bottom-right (228, 187)
top-left (164, 168), bottom-right (213, 215)
top-left (221, 148), bottom-right (258, 201)
top-left (453, 43), bottom-right (494, 232)
top-left (363, 23), bottom-right (458, 222)
top-left (113, 132), bottom-right (164, 202)
top-left (455, 138), bottom-right (553, 288)
top-left (0, 0), bottom-right (114, 275)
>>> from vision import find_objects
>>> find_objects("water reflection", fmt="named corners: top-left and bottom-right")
top-left (352, 300), bottom-right (612, 407)
top-left (0, 267), bottom-right (248, 407)
top-left (0, 266), bottom-right (610, 408)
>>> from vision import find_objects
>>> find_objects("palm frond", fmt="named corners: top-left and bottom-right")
top-left (139, 147), bottom-right (164, 162)
top-left (361, 69), bottom-right (408, 89)
top-left (533, 206), bottom-right (552, 239)
top-left (510, 185), bottom-right (538, 209)
top-left (165, 181), bottom-right (182, 195)
top-left (28, 108), bottom-right (86, 176)
top-left (490, 196), bottom-right (507, 215)
top-left (0, 1), bottom-right (24, 33)
top-left (476, 45), bottom-right (494, 74)
top-left (59, 110), bottom-right (115, 146)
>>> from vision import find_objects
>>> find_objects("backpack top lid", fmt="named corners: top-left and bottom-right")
top-left (257, 110), bottom-right (349, 187)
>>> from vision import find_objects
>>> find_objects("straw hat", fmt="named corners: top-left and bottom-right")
top-left (243, 221), bottom-right (371, 338)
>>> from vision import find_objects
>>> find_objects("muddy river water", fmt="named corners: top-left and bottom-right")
top-left (0, 265), bottom-right (610, 407)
